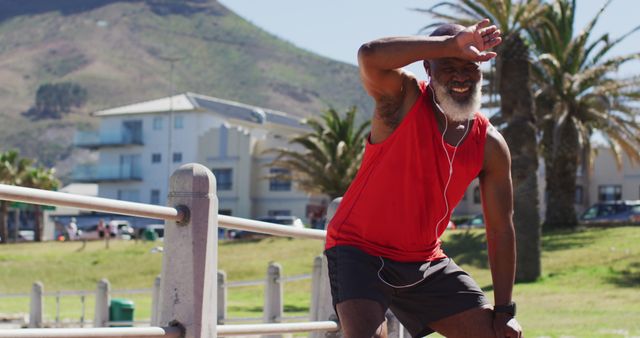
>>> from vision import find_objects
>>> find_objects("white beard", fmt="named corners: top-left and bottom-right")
top-left (430, 77), bottom-right (482, 122)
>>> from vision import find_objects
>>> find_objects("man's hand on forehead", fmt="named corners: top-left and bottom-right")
top-left (454, 19), bottom-right (502, 63)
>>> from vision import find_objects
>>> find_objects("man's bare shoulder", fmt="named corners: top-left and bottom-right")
top-left (482, 125), bottom-right (511, 175)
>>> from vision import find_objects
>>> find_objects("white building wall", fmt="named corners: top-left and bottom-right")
top-left (590, 148), bottom-right (640, 203)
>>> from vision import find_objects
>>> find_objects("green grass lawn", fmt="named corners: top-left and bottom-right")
top-left (1, 227), bottom-right (639, 337)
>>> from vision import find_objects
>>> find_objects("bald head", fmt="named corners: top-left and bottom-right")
top-left (430, 23), bottom-right (465, 37)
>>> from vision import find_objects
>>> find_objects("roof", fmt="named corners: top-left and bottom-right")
top-left (92, 92), bottom-right (307, 130)
top-left (93, 94), bottom-right (196, 116)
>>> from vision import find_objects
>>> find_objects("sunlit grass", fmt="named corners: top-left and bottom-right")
top-left (1, 227), bottom-right (639, 337)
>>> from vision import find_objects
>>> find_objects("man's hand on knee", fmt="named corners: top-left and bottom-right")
top-left (493, 313), bottom-right (522, 338)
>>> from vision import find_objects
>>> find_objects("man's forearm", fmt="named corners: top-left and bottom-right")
top-left (358, 35), bottom-right (457, 71)
top-left (487, 225), bottom-right (516, 306)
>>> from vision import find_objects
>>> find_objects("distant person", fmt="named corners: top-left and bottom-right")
top-left (97, 219), bottom-right (106, 239)
top-left (324, 20), bottom-right (521, 337)
top-left (66, 217), bottom-right (78, 241)
top-left (108, 219), bottom-right (118, 238)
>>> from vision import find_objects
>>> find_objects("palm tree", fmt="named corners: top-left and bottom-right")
top-left (267, 107), bottom-right (370, 200)
top-left (528, 0), bottom-right (640, 228)
top-left (0, 150), bottom-right (33, 243)
top-left (419, 0), bottom-right (547, 282)
top-left (21, 166), bottom-right (60, 242)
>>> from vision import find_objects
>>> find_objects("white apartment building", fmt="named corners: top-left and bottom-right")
top-left (73, 93), bottom-right (327, 223)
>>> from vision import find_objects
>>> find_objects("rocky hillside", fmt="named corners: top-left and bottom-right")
top-left (0, 0), bottom-right (372, 179)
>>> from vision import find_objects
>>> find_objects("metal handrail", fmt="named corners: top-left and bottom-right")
top-left (0, 185), bottom-right (327, 239)
top-left (0, 326), bottom-right (182, 338)
top-left (0, 184), bottom-right (181, 222)
top-left (217, 321), bottom-right (339, 336)
top-left (219, 215), bottom-right (326, 240)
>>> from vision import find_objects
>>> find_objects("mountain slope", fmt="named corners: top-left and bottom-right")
top-left (0, 0), bottom-right (372, 176)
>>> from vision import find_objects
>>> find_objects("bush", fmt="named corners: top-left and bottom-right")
top-left (23, 82), bottom-right (88, 120)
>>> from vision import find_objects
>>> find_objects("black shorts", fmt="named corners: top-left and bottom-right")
top-left (325, 245), bottom-right (489, 337)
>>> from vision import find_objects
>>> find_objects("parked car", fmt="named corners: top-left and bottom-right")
top-left (457, 214), bottom-right (485, 229)
top-left (256, 215), bottom-right (305, 228)
top-left (579, 200), bottom-right (640, 225)
top-left (230, 215), bottom-right (305, 239)
top-left (78, 224), bottom-right (101, 240)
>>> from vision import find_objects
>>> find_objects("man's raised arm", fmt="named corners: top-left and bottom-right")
top-left (357, 19), bottom-right (501, 142)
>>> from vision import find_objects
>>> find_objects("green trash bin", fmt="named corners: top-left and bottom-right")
top-left (109, 298), bottom-right (134, 327)
top-left (143, 228), bottom-right (158, 241)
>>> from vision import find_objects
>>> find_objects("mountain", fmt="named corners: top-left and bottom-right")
top-left (0, 0), bottom-right (372, 179)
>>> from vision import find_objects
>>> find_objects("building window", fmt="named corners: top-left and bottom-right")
top-left (172, 152), bottom-right (182, 163)
top-left (598, 185), bottom-right (622, 202)
top-left (151, 153), bottom-right (162, 163)
top-left (473, 187), bottom-right (481, 204)
top-left (575, 185), bottom-right (583, 204)
top-left (212, 168), bottom-right (233, 190)
top-left (150, 189), bottom-right (160, 205)
top-left (269, 168), bottom-right (292, 191)
top-left (153, 117), bottom-right (163, 130)
top-left (219, 209), bottom-right (232, 216)
top-left (117, 189), bottom-right (140, 202)
top-left (268, 210), bottom-right (291, 216)
top-left (174, 116), bottom-right (184, 129)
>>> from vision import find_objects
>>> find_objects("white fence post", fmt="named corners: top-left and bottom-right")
top-left (309, 256), bottom-right (323, 322)
top-left (386, 311), bottom-right (410, 338)
top-left (159, 163), bottom-right (218, 338)
top-left (29, 281), bottom-right (43, 328)
top-left (151, 275), bottom-right (161, 326)
top-left (217, 271), bottom-right (227, 324)
top-left (94, 278), bottom-right (110, 328)
top-left (264, 262), bottom-right (283, 338)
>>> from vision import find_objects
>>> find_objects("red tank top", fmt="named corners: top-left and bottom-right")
top-left (325, 81), bottom-right (490, 262)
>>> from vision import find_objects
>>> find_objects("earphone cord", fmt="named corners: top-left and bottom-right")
top-left (432, 90), bottom-right (471, 241)
top-left (376, 256), bottom-right (428, 289)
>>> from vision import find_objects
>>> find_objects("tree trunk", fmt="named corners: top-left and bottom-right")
top-left (498, 35), bottom-right (541, 282)
top-left (544, 119), bottom-right (579, 228)
top-left (0, 201), bottom-right (8, 244)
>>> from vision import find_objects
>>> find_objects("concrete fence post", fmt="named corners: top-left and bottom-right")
top-left (29, 281), bottom-right (43, 328)
top-left (94, 278), bottom-right (110, 328)
top-left (151, 275), bottom-right (161, 326)
top-left (309, 255), bottom-right (323, 322)
top-left (386, 311), bottom-right (410, 338)
top-left (310, 197), bottom-right (342, 338)
top-left (264, 262), bottom-right (283, 338)
top-left (217, 271), bottom-right (227, 324)
top-left (159, 163), bottom-right (218, 338)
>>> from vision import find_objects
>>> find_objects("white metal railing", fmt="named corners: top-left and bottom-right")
top-left (0, 327), bottom-right (182, 338)
top-left (0, 163), bottom-right (341, 338)
top-left (0, 184), bottom-right (181, 222)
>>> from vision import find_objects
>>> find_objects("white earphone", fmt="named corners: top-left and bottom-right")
top-left (431, 83), bottom-right (471, 242)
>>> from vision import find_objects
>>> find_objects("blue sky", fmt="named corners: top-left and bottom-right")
top-left (219, 0), bottom-right (639, 76)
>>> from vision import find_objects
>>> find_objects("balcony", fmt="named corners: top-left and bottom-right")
top-left (72, 164), bottom-right (143, 183)
top-left (74, 130), bottom-right (144, 149)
